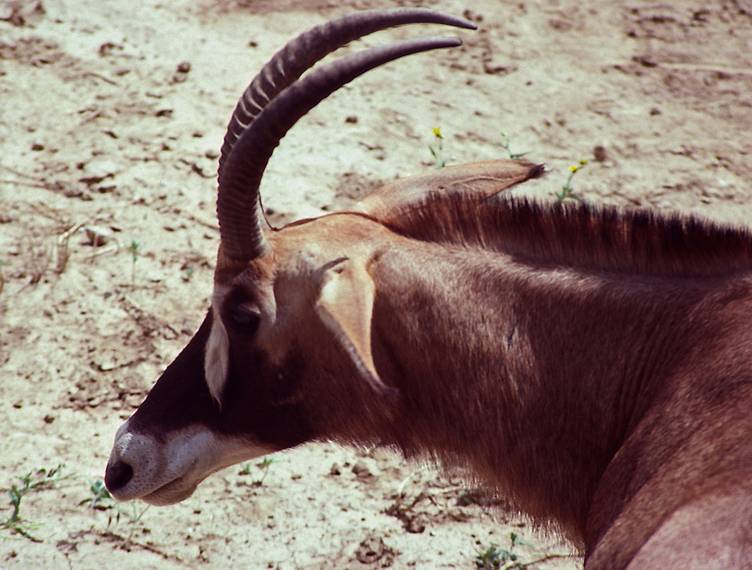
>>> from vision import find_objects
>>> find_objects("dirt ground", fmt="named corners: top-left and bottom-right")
top-left (1, 0), bottom-right (751, 568)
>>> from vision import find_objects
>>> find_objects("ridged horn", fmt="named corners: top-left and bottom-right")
top-left (218, 8), bottom-right (476, 182)
top-left (217, 36), bottom-right (465, 262)
top-left (216, 10), bottom-right (475, 264)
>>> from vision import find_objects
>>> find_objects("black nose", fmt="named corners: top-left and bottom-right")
top-left (105, 460), bottom-right (134, 492)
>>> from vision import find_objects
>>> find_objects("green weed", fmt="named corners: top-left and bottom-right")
top-left (555, 159), bottom-right (588, 202)
top-left (475, 531), bottom-right (575, 570)
top-left (126, 240), bottom-right (140, 286)
top-left (80, 479), bottom-right (112, 510)
top-left (1, 465), bottom-right (67, 542)
top-left (428, 127), bottom-right (447, 168)
top-left (81, 478), bottom-right (150, 541)
top-left (474, 532), bottom-right (531, 570)
top-left (499, 131), bottom-right (529, 160)
top-left (181, 265), bottom-right (194, 283)
top-left (239, 458), bottom-right (275, 486)
top-left (110, 502), bottom-right (150, 540)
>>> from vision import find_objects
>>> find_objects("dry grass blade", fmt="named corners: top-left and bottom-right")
top-left (84, 243), bottom-right (120, 261)
top-left (55, 222), bottom-right (85, 275)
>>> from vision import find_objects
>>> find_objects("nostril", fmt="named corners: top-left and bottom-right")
top-left (105, 460), bottom-right (134, 492)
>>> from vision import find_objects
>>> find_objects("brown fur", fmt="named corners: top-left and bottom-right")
top-left (273, 188), bottom-right (752, 565)
top-left (361, 192), bottom-right (752, 565)
top-left (111, 161), bottom-right (752, 568)
top-left (379, 191), bottom-right (752, 275)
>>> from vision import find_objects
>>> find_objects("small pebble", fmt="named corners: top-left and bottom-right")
top-left (352, 461), bottom-right (373, 479)
top-left (593, 145), bottom-right (608, 162)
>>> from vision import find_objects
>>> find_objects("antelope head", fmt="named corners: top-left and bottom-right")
top-left (104, 8), bottom-right (539, 505)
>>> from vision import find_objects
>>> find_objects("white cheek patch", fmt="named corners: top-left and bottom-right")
top-left (205, 286), bottom-right (230, 404)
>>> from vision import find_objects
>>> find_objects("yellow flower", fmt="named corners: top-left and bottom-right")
top-left (579, 159), bottom-right (589, 166)
top-left (432, 127), bottom-right (443, 139)
top-left (569, 165), bottom-right (579, 173)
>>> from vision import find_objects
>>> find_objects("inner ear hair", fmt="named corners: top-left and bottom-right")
top-left (315, 257), bottom-right (398, 400)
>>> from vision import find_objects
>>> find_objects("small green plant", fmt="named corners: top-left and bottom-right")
top-left (254, 457), bottom-right (275, 486)
top-left (126, 240), bottom-right (140, 285)
top-left (239, 458), bottom-right (275, 486)
top-left (475, 544), bottom-right (510, 570)
top-left (111, 502), bottom-right (150, 540)
top-left (80, 479), bottom-right (113, 510)
top-left (181, 265), bottom-right (194, 283)
top-left (1, 465), bottom-right (67, 542)
top-left (555, 159), bottom-right (588, 202)
top-left (474, 532), bottom-right (529, 570)
top-left (474, 532), bottom-right (575, 570)
top-left (499, 131), bottom-right (529, 160)
top-left (81, 478), bottom-right (149, 541)
top-left (428, 127), bottom-right (447, 168)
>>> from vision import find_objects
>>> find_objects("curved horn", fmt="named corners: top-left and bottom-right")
top-left (218, 8), bottom-right (476, 180)
top-left (218, 36), bottom-right (464, 262)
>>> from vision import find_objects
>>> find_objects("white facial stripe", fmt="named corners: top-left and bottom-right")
top-left (107, 420), bottom-right (273, 505)
top-left (205, 285), bottom-right (230, 404)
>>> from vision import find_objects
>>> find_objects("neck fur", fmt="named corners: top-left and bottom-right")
top-left (384, 194), bottom-right (752, 277)
top-left (371, 241), bottom-right (720, 541)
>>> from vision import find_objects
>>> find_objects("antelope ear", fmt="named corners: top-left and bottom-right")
top-left (357, 159), bottom-right (545, 222)
top-left (315, 258), bottom-right (394, 397)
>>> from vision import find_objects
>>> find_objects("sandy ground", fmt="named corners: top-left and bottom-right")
top-left (1, 0), bottom-right (751, 568)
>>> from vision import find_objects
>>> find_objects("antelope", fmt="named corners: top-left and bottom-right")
top-left (104, 8), bottom-right (752, 568)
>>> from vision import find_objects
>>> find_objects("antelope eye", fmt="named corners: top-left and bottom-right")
top-left (230, 306), bottom-right (261, 332)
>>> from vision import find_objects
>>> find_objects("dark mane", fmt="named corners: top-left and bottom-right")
top-left (386, 193), bottom-right (752, 276)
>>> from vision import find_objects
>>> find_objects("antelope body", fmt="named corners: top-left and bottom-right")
top-left (105, 9), bottom-right (752, 568)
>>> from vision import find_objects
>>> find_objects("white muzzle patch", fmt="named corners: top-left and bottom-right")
top-left (106, 420), bottom-right (272, 505)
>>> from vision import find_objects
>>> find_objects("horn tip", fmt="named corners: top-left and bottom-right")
top-left (439, 11), bottom-right (478, 31)
top-left (458, 19), bottom-right (478, 31)
top-left (437, 36), bottom-right (464, 49)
